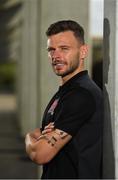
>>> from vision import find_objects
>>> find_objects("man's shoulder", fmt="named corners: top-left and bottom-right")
top-left (60, 84), bottom-right (96, 108)
top-left (74, 74), bottom-right (103, 98)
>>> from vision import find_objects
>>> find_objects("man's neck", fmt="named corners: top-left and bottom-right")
top-left (61, 68), bottom-right (85, 85)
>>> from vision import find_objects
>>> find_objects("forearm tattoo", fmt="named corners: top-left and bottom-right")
top-left (36, 130), bottom-right (68, 147)
top-left (54, 130), bottom-right (68, 139)
top-left (48, 136), bottom-right (57, 146)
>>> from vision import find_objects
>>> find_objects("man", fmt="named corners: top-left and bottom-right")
top-left (25, 20), bottom-right (103, 179)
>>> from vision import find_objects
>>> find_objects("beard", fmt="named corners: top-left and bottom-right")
top-left (52, 58), bottom-right (80, 77)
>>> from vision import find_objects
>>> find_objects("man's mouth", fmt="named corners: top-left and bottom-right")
top-left (52, 61), bottom-right (66, 66)
top-left (54, 63), bottom-right (64, 66)
top-left (52, 62), bottom-right (66, 70)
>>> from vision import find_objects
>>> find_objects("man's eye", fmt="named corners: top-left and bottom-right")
top-left (47, 48), bottom-right (54, 52)
top-left (61, 47), bottom-right (69, 51)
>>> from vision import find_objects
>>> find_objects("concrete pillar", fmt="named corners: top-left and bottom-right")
top-left (103, 0), bottom-right (118, 178)
top-left (115, 2), bottom-right (118, 177)
top-left (19, 0), bottom-right (39, 135)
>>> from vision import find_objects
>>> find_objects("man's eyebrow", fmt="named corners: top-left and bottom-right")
top-left (46, 45), bottom-right (71, 52)
top-left (47, 47), bottom-right (55, 51)
top-left (59, 45), bottom-right (71, 49)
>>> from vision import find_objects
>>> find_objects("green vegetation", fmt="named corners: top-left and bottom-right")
top-left (0, 62), bottom-right (16, 93)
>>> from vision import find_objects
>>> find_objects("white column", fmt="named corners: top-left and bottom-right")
top-left (19, 0), bottom-right (39, 135)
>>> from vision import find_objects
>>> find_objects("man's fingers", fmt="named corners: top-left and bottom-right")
top-left (44, 122), bottom-right (54, 130)
top-left (29, 128), bottom-right (42, 139)
top-left (42, 128), bottom-right (54, 135)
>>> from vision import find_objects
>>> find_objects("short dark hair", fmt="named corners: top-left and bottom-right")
top-left (46, 20), bottom-right (85, 44)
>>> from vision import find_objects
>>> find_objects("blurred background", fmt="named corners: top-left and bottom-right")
top-left (0, 0), bottom-right (103, 178)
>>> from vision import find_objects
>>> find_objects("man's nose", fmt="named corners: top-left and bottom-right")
top-left (52, 49), bottom-right (61, 60)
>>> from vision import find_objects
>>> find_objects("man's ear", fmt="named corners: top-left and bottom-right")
top-left (80, 44), bottom-right (89, 59)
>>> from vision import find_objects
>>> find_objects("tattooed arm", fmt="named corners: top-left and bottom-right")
top-left (25, 123), bottom-right (72, 165)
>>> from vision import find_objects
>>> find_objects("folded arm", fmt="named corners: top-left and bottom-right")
top-left (25, 123), bottom-right (72, 165)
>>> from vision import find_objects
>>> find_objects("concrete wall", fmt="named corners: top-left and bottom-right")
top-left (103, 0), bottom-right (118, 178)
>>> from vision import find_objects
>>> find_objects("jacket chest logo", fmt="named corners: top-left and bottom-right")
top-left (48, 98), bottom-right (59, 115)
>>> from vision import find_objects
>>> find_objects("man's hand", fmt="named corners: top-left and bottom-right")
top-left (25, 123), bottom-right (72, 165)
top-left (42, 122), bottom-right (54, 135)
top-left (25, 128), bottom-right (42, 158)
top-left (30, 128), bottom-right (42, 139)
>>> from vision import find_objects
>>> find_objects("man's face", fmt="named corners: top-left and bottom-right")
top-left (47, 31), bottom-right (83, 78)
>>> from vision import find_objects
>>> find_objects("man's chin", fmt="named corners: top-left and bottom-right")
top-left (55, 72), bottom-right (68, 77)
top-left (53, 69), bottom-right (70, 77)
top-left (55, 73), bottom-right (63, 77)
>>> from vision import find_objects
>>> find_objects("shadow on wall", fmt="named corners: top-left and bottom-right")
top-left (102, 18), bottom-right (115, 179)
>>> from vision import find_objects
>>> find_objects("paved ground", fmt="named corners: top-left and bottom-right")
top-left (0, 94), bottom-right (17, 111)
top-left (0, 95), bottom-right (38, 179)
